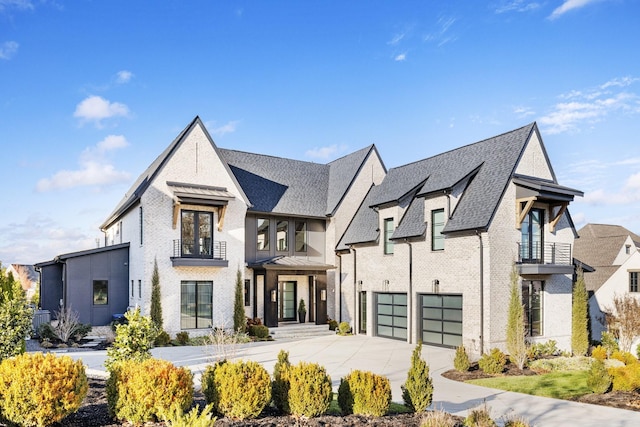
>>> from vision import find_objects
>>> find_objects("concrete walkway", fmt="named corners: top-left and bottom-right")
top-left (63, 334), bottom-right (640, 427)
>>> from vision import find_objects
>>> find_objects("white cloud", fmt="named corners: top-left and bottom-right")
top-left (539, 78), bottom-right (640, 134)
top-left (583, 172), bottom-right (640, 206)
top-left (394, 52), bottom-right (407, 62)
top-left (73, 95), bottom-right (130, 127)
top-left (208, 120), bottom-right (240, 137)
top-left (388, 31), bottom-right (407, 46)
top-left (115, 70), bottom-right (133, 84)
top-left (514, 106), bottom-right (536, 117)
top-left (0, 41), bottom-right (18, 60)
top-left (36, 135), bottom-right (130, 192)
top-left (0, 0), bottom-right (33, 11)
top-left (305, 144), bottom-right (348, 160)
top-left (548, 0), bottom-right (601, 20)
top-left (495, 1), bottom-right (541, 13)
top-left (423, 16), bottom-right (458, 47)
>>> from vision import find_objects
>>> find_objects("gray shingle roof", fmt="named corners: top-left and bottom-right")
top-left (337, 185), bottom-right (382, 250)
top-left (338, 123), bottom-right (541, 249)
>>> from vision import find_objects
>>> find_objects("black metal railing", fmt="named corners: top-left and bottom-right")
top-left (172, 239), bottom-right (227, 260)
top-left (517, 242), bottom-right (571, 265)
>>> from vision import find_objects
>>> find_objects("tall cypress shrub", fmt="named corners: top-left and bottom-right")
top-left (572, 266), bottom-right (589, 356)
top-left (233, 269), bottom-right (245, 332)
top-left (150, 259), bottom-right (163, 330)
top-left (506, 265), bottom-right (527, 369)
top-left (401, 342), bottom-right (433, 412)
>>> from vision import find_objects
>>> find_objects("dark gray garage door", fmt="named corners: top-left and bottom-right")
top-left (420, 294), bottom-right (462, 348)
top-left (375, 293), bottom-right (407, 340)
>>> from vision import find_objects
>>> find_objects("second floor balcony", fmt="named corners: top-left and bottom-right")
top-left (516, 241), bottom-right (573, 275)
top-left (170, 239), bottom-right (228, 267)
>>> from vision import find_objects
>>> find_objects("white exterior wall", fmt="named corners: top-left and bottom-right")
top-left (328, 152), bottom-right (385, 321)
top-left (106, 123), bottom-right (248, 335)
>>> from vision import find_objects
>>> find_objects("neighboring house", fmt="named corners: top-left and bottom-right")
top-left (337, 122), bottom-right (582, 356)
top-left (37, 118), bottom-right (583, 357)
top-left (573, 223), bottom-right (640, 342)
top-left (5, 264), bottom-right (38, 302)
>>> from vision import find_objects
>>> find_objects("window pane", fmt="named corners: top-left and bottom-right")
top-left (631, 272), bottom-right (638, 293)
top-left (432, 209), bottom-right (445, 251)
top-left (181, 211), bottom-right (195, 255)
top-left (295, 221), bottom-right (307, 252)
top-left (181, 281), bottom-right (213, 329)
top-left (277, 220), bottom-right (289, 252)
top-left (384, 218), bottom-right (394, 254)
top-left (93, 280), bottom-right (108, 305)
top-left (257, 218), bottom-right (270, 251)
top-left (197, 282), bottom-right (213, 328)
top-left (181, 282), bottom-right (196, 329)
top-left (198, 213), bottom-right (212, 256)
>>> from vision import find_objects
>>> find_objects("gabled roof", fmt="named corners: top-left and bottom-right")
top-left (219, 145), bottom-right (378, 217)
top-left (338, 123), bottom-right (550, 250)
top-left (574, 223), bottom-right (640, 292)
top-left (101, 116), bottom-right (248, 230)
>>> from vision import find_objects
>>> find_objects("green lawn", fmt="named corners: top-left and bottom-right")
top-left (466, 370), bottom-right (591, 400)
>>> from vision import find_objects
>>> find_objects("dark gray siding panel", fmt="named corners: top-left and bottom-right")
top-left (40, 264), bottom-right (63, 315)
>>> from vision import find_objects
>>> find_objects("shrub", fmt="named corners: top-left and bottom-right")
top-left (338, 321), bottom-right (352, 335)
top-left (338, 370), bottom-right (391, 417)
top-left (0, 286), bottom-right (33, 361)
top-left (587, 359), bottom-right (612, 394)
top-left (454, 346), bottom-right (471, 372)
top-left (155, 330), bottom-right (172, 346)
top-left (105, 307), bottom-right (158, 370)
top-left (0, 352), bottom-right (88, 426)
top-left (609, 363), bottom-right (640, 392)
top-left (38, 322), bottom-right (58, 341)
top-left (271, 350), bottom-right (292, 414)
top-left (478, 348), bottom-right (506, 375)
top-left (202, 359), bottom-right (271, 420)
top-left (176, 331), bottom-right (190, 345)
top-left (106, 358), bottom-right (193, 423)
top-left (233, 269), bottom-right (245, 332)
top-left (464, 403), bottom-right (496, 427)
top-left (160, 403), bottom-right (216, 427)
top-left (402, 342), bottom-right (434, 412)
top-left (527, 340), bottom-right (559, 360)
top-left (503, 415), bottom-right (531, 427)
top-left (506, 265), bottom-right (528, 369)
top-left (150, 259), bottom-right (163, 330)
top-left (328, 318), bottom-right (338, 331)
top-left (592, 345), bottom-right (608, 361)
top-left (421, 408), bottom-right (458, 427)
top-left (248, 324), bottom-right (270, 339)
top-left (611, 350), bottom-right (638, 365)
top-left (637, 342), bottom-right (640, 360)
top-left (601, 331), bottom-right (619, 356)
top-left (288, 362), bottom-right (333, 418)
top-left (529, 356), bottom-right (592, 373)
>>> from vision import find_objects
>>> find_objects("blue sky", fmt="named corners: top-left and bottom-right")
top-left (1, 0), bottom-right (639, 265)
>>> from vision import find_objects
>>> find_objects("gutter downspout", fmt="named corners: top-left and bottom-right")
top-left (406, 240), bottom-right (413, 344)
top-left (351, 246), bottom-right (358, 334)
top-left (337, 253), bottom-right (342, 323)
top-left (476, 230), bottom-right (484, 355)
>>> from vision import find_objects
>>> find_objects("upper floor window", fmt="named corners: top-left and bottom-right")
top-left (277, 220), bottom-right (289, 251)
top-left (181, 210), bottom-right (213, 257)
top-left (295, 221), bottom-right (307, 252)
top-left (431, 209), bottom-right (445, 251)
top-left (522, 280), bottom-right (544, 337)
top-left (257, 218), bottom-right (270, 251)
top-left (520, 208), bottom-right (544, 263)
top-left (626, 245), bottom-right (631, 255)
top-left (384, 218), bottom-right (394, 255)
top-left (630, 272), bottom-right (639, 293)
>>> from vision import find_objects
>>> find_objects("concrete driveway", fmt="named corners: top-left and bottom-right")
top-left (64, 334), bottom-right (640, 427)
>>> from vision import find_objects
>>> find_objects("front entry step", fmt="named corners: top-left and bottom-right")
top-left (269, 323), bottom-right (334, 340)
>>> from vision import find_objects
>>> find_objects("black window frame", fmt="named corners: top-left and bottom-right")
top-left (180, 280), bottom-right (213, 329)
top-left (257, 218), bottom-right (270, 251)
top-left (295, 220), bottom-right (307, 253)
top-left (181, 210), bottom-right (213, 258)
top-left (431, 209), bottom-right (445, 251)
top-left (630, 272), bottom-right (639, 293)
top-left (276, 220), bottom-right (289, 252)
top-left (384, 218), bottom-right (394, 255)
top-left (93, 280), bottom-right (108, 305)
top-left (522, 280), bottom-right (544, 337)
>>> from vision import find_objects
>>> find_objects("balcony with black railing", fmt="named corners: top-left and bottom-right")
top-left (170, 239), bottom-right (228, 267)
top-left (516, 241), bottom-right (573, 275)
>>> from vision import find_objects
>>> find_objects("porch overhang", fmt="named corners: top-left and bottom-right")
top-left (248, 256), bottom-right (335, 271)
top-left (517, 263), bottom-right (574, 275)
top-left (168, 181), bottom-right (235, 231)
top-left (514, 175), bottom-right (583, 233)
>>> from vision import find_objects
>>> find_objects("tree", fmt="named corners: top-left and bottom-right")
top-left (0, 264), bottom-right (33, 361)
top-left (401, 341), bottom-right (433, 412)
top-left (606, 294), bottom-right (640, 352)
top-left (506, 265), bottom-right (527, 370)
top-left (150, 258), bottom-right (163, 330)
top-left (233, 269), bottom-right (245, 332)
top-left (572, 266), bottom-right (589, 356)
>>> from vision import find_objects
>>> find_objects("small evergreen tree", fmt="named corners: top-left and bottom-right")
top-left (233, 269), bottom-right (245, 332)
top-left (0, 265), bottom-right (33, 361)
top-left (401, 341), bottom-right (433, 412)
top-left (572, 266), bottom-right (589, 356)
top-left (105, 307), bottom-right (158, 370)
top-left (506, 265), bottom-right (527, 369)
top-left (272, 349), bottom-right (292, 414)
top-left (150, 258), bottom-right (163, 330)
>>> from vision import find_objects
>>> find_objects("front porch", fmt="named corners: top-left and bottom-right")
top-left (269, 322), bottom-right (334, 340)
